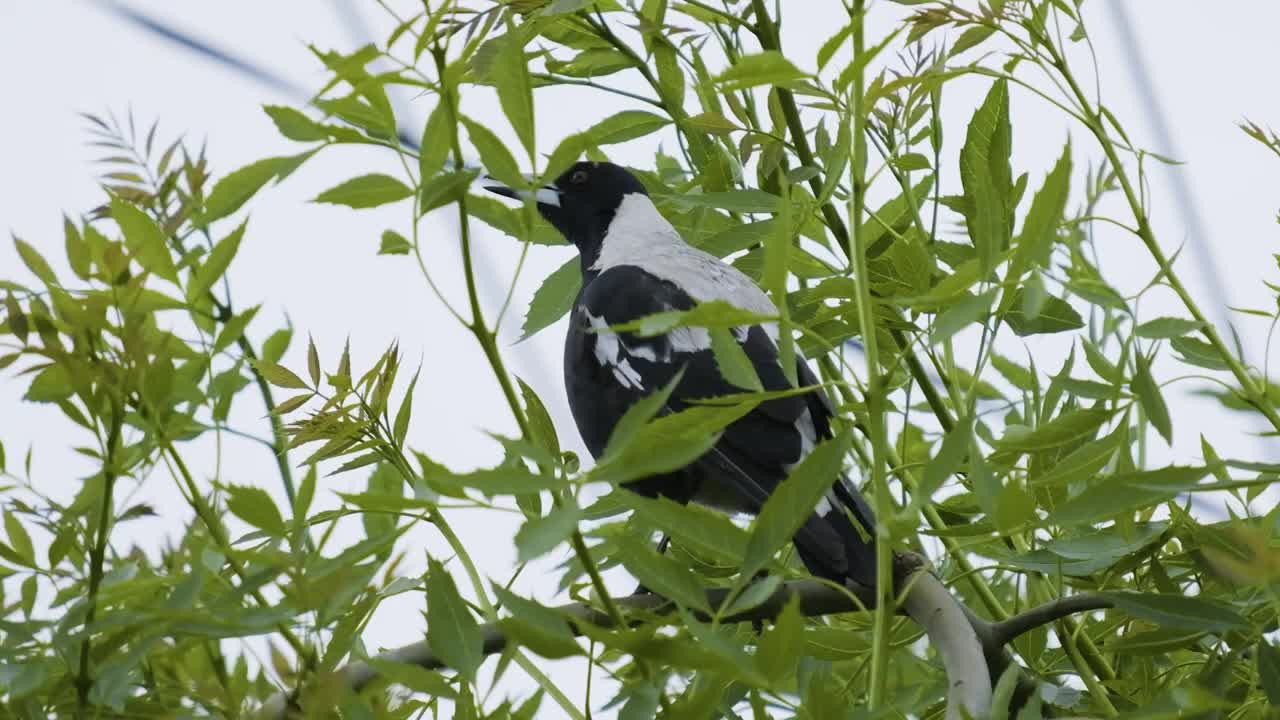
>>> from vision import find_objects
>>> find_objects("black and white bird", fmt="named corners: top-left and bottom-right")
top-left (481, 161), bottom-right (877, 589)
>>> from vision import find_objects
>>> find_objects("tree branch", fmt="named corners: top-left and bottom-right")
top-left (259, 563), bottom-right (999, 719)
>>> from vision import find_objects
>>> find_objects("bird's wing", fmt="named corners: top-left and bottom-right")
top-left (569, 264), bottom-right (876, 585)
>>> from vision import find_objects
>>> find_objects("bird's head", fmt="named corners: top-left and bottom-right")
top-left (479, 161), bottom-right (647, 255)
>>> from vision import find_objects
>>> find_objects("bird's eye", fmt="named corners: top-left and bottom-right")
top-left (570, 169), bottom-right (589, 184)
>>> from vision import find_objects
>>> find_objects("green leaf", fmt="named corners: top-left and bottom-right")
top-left (1004, 293), bottom-right (1084, 336)
top-left (366, 659), bottom-right (458, 698)
top-left (520, 257), bottom-right (581, 341)
top-left (612, 300), bottom-right (775, 337)
top-left (189, 219), bottom-right (246, 301)
top-left (492, 31), bottom-right (536, 158)
top-left (1170, 336), bottom-right (1231, 371)
top-left (419, 102), bottom-right (453, 180)
top-left (225, 485), bottom-right (285, 535)
top-left (426, 558), bottom-right (483, 682)
top-left (213, 304), bottom-right (260, 354)
top-left (623, 494), bottom-right (747, 564)
top-left (951, 25), bottom-right (996, 55)
top-left (709, 327), bottom-right (763, 391)
top-left (1100, 591), bottom-right (1248, 632)
top-left (930, 289), bottom-right (995, 345)
top-left (1258, 639), bottom-right (1280, 705)
top-left (1135, 317), bottom-right (1204, 339)
top-left (959, 79), bottom-right (1012, 273)
top-left (462, 115), bottom-right (522, 186)
top-left (817, 24), bottom-right (852, 70)
top-left (756, 596), bottom-right (804, 681)
top-left (493, 585), bottom-right (581, 659)
top-left (112, 199), bottom-right (178, 283)
top-left (585, 110), bottom-right (671, 146)
top-left (13, 237), bottom-right (57, 286)
top-left (518, 377), bottom-right (560, 455)
top-left (433, 463), bottom-right (564, 496)
top-left (1003, 142), bottom-right (1071, 313)
top-left (313, 173), bottom-right (413, 208)
top-left (1050, 465), bottom-right (1210, 526)
top-left (1132, 353), bottom-right (1172, 443)
top-left (615, 534), bottom-right (710, 612)
top-left (921, 418), bottom-right (972, 500)
top-left (515, 504), bottom-right (582, 561)
top-left (4, 511), bottom-right (33, 565)
top-left (715, 51), bottom-right (809, 91)
top-left (255, 361), bottom-right (310, 390)
top-left (542, 133), bottom-right (588, 183)
top-left (378, 230), bottom-right (412, 255)
top-left (743, 431), bottom-right (851, 578)
top-left (203, 151), bottom-right (316, 223)
top-left (24, 365), bottom-right (72, 403)
top-left (997, 407), bottom-right (1113, 453)
top-left (890, 153), bottom-right (931, 172)
top-left (591, 403), bottom-right (750, 487)
top-left (1029, 424), bottom-right (1121, 487)
top-left (420, 169), bottom-right (480, 214)
top-left (263, 105), bottom-right (329, 142)
top-left (672, 189), bottom-right (783, 214)
top-left (682, 112), bottom-right (739, 135)
top-left (63, 217), bottom-right (90, 279)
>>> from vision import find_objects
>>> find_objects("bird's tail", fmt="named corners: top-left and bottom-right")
top-left (793, 476), bottom-right (878, 589)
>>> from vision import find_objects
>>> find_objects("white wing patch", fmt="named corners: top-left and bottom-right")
top-left (588, 311), bottom-right (645, 390)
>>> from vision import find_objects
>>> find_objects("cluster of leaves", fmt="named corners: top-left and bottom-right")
top-left (4, 0), bottom-right (1280, 718)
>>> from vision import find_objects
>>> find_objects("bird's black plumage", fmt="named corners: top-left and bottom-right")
top-left (482, 161), bottom-right (877, 588)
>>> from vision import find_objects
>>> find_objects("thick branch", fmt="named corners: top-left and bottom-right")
top-left (259, 565), bottom-right (995, 719)
top-left (989, 593), bottom-right (1115, 649)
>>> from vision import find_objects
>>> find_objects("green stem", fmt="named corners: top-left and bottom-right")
top-left (75, 403), bottom-right (123, 716)
top-left (1046, 44), bottom-right (1280, 433)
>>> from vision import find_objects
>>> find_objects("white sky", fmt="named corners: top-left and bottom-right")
top-left (2, 0), bottom-right (1279, 714)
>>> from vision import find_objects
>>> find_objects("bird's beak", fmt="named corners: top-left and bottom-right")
top-left (476, 173), bottom-right (561, 207)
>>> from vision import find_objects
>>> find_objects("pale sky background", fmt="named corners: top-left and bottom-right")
top-left (2, 0), bottom-right (1279, 714)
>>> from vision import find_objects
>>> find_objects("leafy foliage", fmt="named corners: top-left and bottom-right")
top-left (3, 2), bottom-right (1280, 718)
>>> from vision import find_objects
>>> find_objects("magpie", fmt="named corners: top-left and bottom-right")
top-left (481, 161), bottom-right (877, 589)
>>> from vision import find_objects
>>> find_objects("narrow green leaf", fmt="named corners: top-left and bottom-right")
top-left (263, 105), bottom-right (329, 142)
top-left (514, 503), bottom-right (581, 562)
top-left (203, 151), bottom-right (316, 223)
top-left (1135, 317), bottom-right (1204, 339)
top-left (255, 361), bottom-right (310, 390)
top-left (64, 216), bottom-right (91, 279)
top-left (1100, 591), bottom-right (1248, 632)
top-left (493, 585), bottom-right (581, 659)
top-left (188, 219), bottom-right (246, 301)
top-left (225, 485), bottom-right (285, 535)
top-left (817, 24), bottom-right (852, 70)
top-left (420, 169), bottom-right (480, 214)
top-left (671, 189), bottom-right (782, 214)
top-left (756, 596), bottom-right (804, 681)
top-left (623, 494), bottom-right (747, 564)
top-left (1050, 466), bottom-right (1210, 526)
top-left (518, 377), bottom-right (560, 455)
top-left (1004, 293), bottom-right (1084, 336)
top-left (393, 371), bottom-right (419, 445)
top-left (492, 31), bottom-right (536, 158)
top-left (13, 237), bottom-right (57, 286)
top-left (462, 115), bottom-right (522, 186)
top-left (1012, 141), bottom-right (1071, 276)
top-left (213, 305), bottom-right (259, 354)
top-left (930, 289), bottom-right (996, 345)
top-left (313, 173), bottom-right (413, 209)
top-left (682, 112), bottom-right (739, 135)
top-left (379, 230), bottom-right (412, 255)
top-left (615, 534), bottom-right (710, 612)
top-left (419, 102), bottom-right (452, 180)
top-left (1258, 639), bottom-right (1280, 705)
top-left (715, 51), bottom-right (809, 91)
top-left (921, 418), bottom-right (972, 499)
top-left (112, 199), bottom-right (178, 283)
top-left (585, 110), bottom-right (671, 146)
top-left (959, 79), bottom-right (1012, 273)
top-left (997, 407), bottom-right (1112, 453)
top-left (426, 558), bottom-right (483, 682)
top-left (743, 431), bottom-right (851, 578)
top-left (709, 328), bottom-right (763, 391)
top-left (520, 257), bottom-right (581, 341)
top-left (1132, 353), bottom-right (1172, 443)
top-left (4, 512), bottom-right (34, 565)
